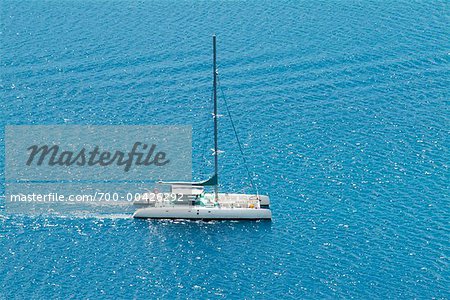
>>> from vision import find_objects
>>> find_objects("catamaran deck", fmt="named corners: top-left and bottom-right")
top-left (133, 193), bottom-right (271, 220)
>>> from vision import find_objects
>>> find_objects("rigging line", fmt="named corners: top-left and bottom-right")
top-left (194, 93), bottom-right (211, 180)
top-left (199, 89), bottom-right (215, 179)
top-left (217, 76), bottom-right (259, 197)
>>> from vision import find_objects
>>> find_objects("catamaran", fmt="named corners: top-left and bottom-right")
top-left (133, 36), bottom-right (272, 220)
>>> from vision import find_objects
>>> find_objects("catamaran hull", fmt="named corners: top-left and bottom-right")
top-left (133, 207), bottom-right (272, 220)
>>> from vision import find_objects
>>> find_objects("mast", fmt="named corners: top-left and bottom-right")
top-left (213, 35), bottom-right (219, 201)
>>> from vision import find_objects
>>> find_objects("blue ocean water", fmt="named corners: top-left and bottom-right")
top-left (1, 0), bottom-right (449, 298)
